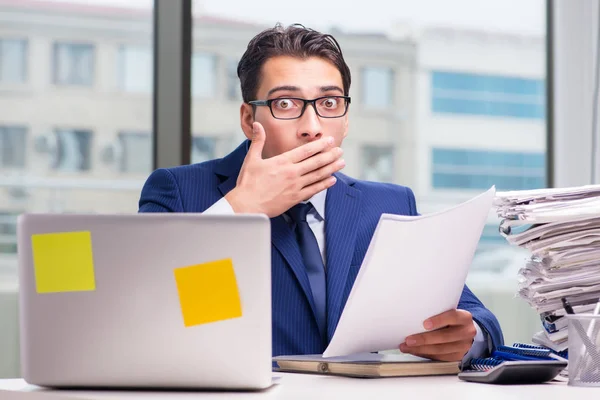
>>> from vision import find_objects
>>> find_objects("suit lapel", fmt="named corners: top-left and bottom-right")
top-left (324, 174), bottom-right (362, 340)
top-left (217, 176), bottom-right (237, 198)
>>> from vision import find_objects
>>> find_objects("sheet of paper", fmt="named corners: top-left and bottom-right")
top-left (322, 186), bottom-right (496, 358)
top-left (173, 258), bottom-right (242, 327)
top-left (31, 231), bottom-right (96, 294)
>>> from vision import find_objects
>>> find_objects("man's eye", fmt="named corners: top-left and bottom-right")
top-left (275, 99), bottom-right (294, 109)
top-left (322, 98), bottom-right (338, 108)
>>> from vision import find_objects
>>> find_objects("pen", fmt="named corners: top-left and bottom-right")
top-left (561, 297), bottom-right (575, 315)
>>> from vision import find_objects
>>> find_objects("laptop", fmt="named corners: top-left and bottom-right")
top-left (17, 213), bottom-right (273, 390)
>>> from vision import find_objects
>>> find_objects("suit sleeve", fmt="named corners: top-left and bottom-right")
top-left (138, 168), bottom-right (184, 212)
top-left (458, 285), bottom-right (504, 353)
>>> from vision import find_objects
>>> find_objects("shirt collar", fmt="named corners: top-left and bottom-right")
top-left (305, 188), bottom-right (327, 221)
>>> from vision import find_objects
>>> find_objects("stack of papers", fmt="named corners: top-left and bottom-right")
top-left (494, 184), bottom-right (600, 351)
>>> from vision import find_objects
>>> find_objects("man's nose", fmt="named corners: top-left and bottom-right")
top-left (296, 103), bottom-right (322, 140)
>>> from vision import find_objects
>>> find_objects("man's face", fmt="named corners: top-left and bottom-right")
top-left (240, 55), bottom-right (349, 159)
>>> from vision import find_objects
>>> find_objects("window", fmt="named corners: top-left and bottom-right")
top-left (118, 45), bottom-right (152, 93)
top-left (432, 148), bottom-right (545, 190)
top-left (0, 212), bottom-right (18, 254)
top-left (361, 67), bottom-right (394, 109)
top-left (52, 129), bottom-right (93, 172)
top-left (360, 145), bottom-right (394, 182)
top-left (192, 52), bottom-right (217, 98)
top-left (0, 126), bottom-right (27, 168)
top-left (479, 224), bottom-right (507, 247)
top-left (53, 42), bottom-right (95, 86)
top-left (117, 132), bottom-right (151, 174)
top-left (226, 58), bottom-right (241, 100)
top-left (0, 39), bottom-right (27, 83)
top-left (191, 137), bottom-right (216, 164)
top-left (431, 71), bottom-right (545, 119)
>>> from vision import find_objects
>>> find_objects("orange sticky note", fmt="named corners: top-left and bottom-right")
top-left (173, 258), bottom-right (242, 327)
top-left (31, 231), bottom-right (96, 294)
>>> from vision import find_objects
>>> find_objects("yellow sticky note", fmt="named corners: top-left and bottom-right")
top-left (173, 258), bottom-right (242, 327)
top-left (31, 231), bottom-right (96, 294)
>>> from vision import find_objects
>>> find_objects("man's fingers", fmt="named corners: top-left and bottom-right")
top-left (299, 156), bottom-right (345, 187)
top-left (424, 309), bottom-right (472, 330)
top-left (285, 136), bottom-right (335, 163)
top-left (404, 325), bottom-right (476, 347)
top-left (408, 351), bottom-right (467, 362)
top-left (400, 340), bottom-right (473, 359)
top-left (296, 147), bottom-right (344, 176)
top-left (299, 176), bottom-right (337, 200)
top-left (247, 122), bottom-right (266, 160)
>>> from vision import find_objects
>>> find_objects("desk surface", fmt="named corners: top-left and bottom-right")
top-left (0, 373), bottom-right (591, 400)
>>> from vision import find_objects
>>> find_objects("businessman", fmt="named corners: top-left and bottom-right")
top-left (138, 23), bottom-right (504, 361)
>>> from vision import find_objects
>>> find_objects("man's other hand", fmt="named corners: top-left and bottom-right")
top-left (398, 309), bottom-right (477, 362)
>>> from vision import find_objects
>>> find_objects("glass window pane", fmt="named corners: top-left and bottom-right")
top-left (0, 1), bottom-right (154, 379)
top-left (0, 39), bottom-right (27, 83)
top-left (52, 129), bottom-right (93, 172)
top-left (53, 42), bottom-right (95, 86)
top-left (192, 52), bottom-right (217, 98)
top-left (361, 67), bottom-right (394, 109)
top-left (117, 132), bottom-right (152, 174)
top-left (0, 126), bottom-right (27, 168)
top-left (361, 146), bottom-right (394, 182)
top-left (226, 58), bottom-right (241, 101)
top-left (191, 136), bottom-right (216, 163)
top-left (118, 45), bottom-right (152, 93)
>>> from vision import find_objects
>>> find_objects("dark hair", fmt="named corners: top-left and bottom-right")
top-left (237, 23), bottom-right (351, 103)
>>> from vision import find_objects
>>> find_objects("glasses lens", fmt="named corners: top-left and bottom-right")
top-left (270, 98), bottom-right (304, 119)
top-left (316, 96), bottom-right (347, 117)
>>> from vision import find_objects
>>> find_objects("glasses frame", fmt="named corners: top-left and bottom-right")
top-left (248, 95), bottom-right (352, 120)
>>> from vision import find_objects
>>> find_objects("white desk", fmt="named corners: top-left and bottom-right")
top-left (0, 373), bottom-right (592, 400)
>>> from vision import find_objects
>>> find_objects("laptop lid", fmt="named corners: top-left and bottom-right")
top-left (17, 213), bottom-right (272, 390)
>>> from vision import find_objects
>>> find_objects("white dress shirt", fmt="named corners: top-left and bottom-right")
top-left (203, 189), bottom-right (488, 360)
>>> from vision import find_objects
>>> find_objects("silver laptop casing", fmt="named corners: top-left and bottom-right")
top-left (18, 213), bottom-right (272, 390)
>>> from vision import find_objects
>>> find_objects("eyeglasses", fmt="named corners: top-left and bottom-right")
top-left (248, 96), bottom-right (351, 120)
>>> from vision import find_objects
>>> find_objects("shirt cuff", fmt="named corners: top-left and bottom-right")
top-left (203, 197), bottom-right (235, 214)
top-left (461, 320), bottom-right (488, 366)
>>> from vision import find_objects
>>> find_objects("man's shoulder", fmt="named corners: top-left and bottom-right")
top-left (339, 173), bottom-right (415, 197)
top-left (147, 140), bottom-right (248, 182)
top-left (336, 173), bottom-right (418, 215)
top-left (156, 158), bottom-right (221, 178)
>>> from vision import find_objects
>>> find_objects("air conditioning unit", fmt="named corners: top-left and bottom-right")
top-left (7, 186), bottom-right (29, 200)
top-left (33, 132), bottom-right (57, 154)
top-left (100, 140), bottom-right (124, 166)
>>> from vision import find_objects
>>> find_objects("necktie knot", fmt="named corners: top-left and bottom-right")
top-left (287, 202), bottom-right (313, 223)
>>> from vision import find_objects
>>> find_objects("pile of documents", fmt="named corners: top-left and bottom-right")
top-left (494, 184), bottom-right (600, 352)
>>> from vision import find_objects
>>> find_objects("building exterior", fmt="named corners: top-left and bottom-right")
top-left (414, 26), bottom-right (546, 274)
top-left (0, 0), bottom-right (545, 277)
top-left (0, 0), bottom-right (418, 272)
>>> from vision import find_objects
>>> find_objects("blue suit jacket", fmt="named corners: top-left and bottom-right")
top-left (138, 140), bottom-right (504, 356)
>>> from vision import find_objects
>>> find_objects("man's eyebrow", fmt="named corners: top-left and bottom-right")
top-left (266, 85), bottom-right (344, 97)
top-left (267, 85), bottom-right (300, 97)
top-left (320, 85), bottom-right (344, 94)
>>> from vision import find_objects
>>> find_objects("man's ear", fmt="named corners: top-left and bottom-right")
top-left (240, 103), bottom-right (254, 140)
top-left (342, 114), bottom-right (349, 139)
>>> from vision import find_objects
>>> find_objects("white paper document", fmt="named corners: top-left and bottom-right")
top-left (322, 186), bottom-right (496, 358)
